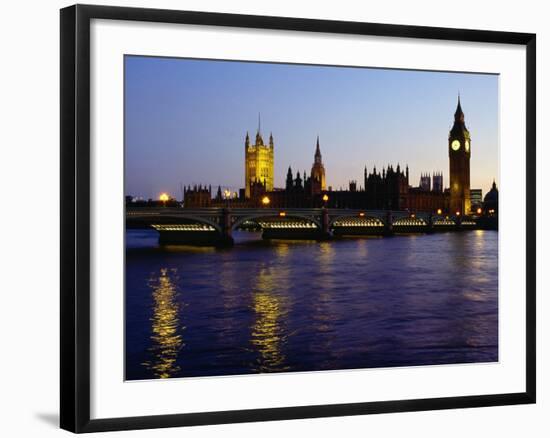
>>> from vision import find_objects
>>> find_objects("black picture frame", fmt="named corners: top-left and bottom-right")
top-left (60, 4), bottom-right (536, 433)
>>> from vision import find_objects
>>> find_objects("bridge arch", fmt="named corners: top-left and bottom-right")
top-left (232, 213), bottom-right (322, 231)
top-left (392, 216), bottom-right (428, 227)
top-left (329, 213), bottom-right (386, 228)
top-left (431, 215), bottom-right (466, 226)
top-left (128, 214), bottom-right (223, 234)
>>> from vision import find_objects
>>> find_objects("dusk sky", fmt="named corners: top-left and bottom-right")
top-left (125, 56), bottom-right (499, 200)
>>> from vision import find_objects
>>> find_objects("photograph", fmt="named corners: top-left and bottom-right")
top-left (124, 55), bottom-right (499, 381)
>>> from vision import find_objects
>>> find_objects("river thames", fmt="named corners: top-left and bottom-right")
top-left (125, 230), bottom-right (498, 380)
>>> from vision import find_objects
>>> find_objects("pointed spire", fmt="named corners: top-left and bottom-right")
top-left (295, 170), bottom-right (303, 188)
top-left (286, 166), bottom-right (293, 190)
top-left (315, 135), bottom-right (321, 157)
top-left (254, 113), bottom-right (264, 145)
top-left (269, 132), bottom-right (274, 147)
top-left (454, 92), bottom-right (464, 122)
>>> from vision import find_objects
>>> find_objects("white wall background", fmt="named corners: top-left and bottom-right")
top-left (0, 0), bottom-right (546, 436)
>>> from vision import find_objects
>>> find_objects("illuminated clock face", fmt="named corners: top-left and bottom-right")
top-left (465, 140), bottom-right (470, 152)
top-left (451, 140), bottom-right (461, 151)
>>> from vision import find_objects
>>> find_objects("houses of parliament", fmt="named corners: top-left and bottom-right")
top-left (184, 98), bottom-right (495, 215)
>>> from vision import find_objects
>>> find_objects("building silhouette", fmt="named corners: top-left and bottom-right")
top-left (449, 95), bottom-right (472, 214)
top-left (433, 172), bottom-right (443, 193)
top-left (184, 184), bottom-right (212, 207)
top-left (363, 164), bottom-right (409, 210)
top-left (183, 98), bottom-right (490, 214)
top-left (483, 180), bottom-right (498, 215)
top-left (244, 115), bottom-right (274, 198)
top-left (310, 136), bottom-right (326, 192)
top-left (419, 173), bottom-right (431, 191)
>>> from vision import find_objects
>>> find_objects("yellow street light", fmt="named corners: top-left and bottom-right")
top-left (261, 196), bottom-right (270, 206)
top-left (322, 194), bottom-right (329, 202)
top-left (279, 211), bottom-right (286, 217)
top-left (359, 212), bottom-right (365, 217)
top-left (455, 211), bottom-right (461, 216)
top-left (436, 208), bottom-right (442, 215)
top-left (159, 193), bottom-right (169, 203)
top-left (476, 207), bottom-right (482, 215)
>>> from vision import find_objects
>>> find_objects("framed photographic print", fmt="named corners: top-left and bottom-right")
top-left (60, 4), bottom-right (536, 433)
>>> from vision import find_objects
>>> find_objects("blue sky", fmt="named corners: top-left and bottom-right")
top-left (125, 56), bottom-right (498, 200)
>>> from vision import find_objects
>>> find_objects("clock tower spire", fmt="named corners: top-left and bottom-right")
top-left (310, 135), bottom-right (326, 191)
top-left (449, 94), bottom-right (471, 215)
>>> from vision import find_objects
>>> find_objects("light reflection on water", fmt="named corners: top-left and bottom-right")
top-left (125, 230), bottom-right (498, 380)
top-left (251, 288), bottom-right (289, 373)
top-left (140, 268), bottom-right (184, 379)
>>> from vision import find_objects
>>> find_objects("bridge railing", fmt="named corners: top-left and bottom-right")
top-left (126, 207), bottom-right (419, 216)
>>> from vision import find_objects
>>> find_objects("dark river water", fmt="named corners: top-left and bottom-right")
top-left (125, 230), bottom-right (498, 380)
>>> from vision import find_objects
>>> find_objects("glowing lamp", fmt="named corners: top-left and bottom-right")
top-left (159, 193), bottom-right (169, 202)
top-left (261, 196), bottom-right (270, 206)
top-left (322, 194), bottom-right (329, 202)
top-left (436, 208), bottom-right (442, 215)
top-left (359, 212), bottom-right (365, 217)
top-left (279, 211), bottom-right (286, 217)
top-left (477, 208), bottom-right (482, 215)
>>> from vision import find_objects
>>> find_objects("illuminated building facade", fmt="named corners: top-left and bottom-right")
top-left (470, 188), bottom-right (483, 212)
top-left (449, 95), bottom-right (472, 214)
top-left (244, 121), bottom-right (274, 198)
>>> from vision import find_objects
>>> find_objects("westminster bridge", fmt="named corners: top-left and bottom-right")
top-left (126, 207), bottom-right (487, 245)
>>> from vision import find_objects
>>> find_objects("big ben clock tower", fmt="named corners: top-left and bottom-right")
top-left (449, 95), bottom-right (471, 215)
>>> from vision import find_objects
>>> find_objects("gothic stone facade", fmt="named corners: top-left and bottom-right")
top-left (244, 128), bottom-right (274, 198)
